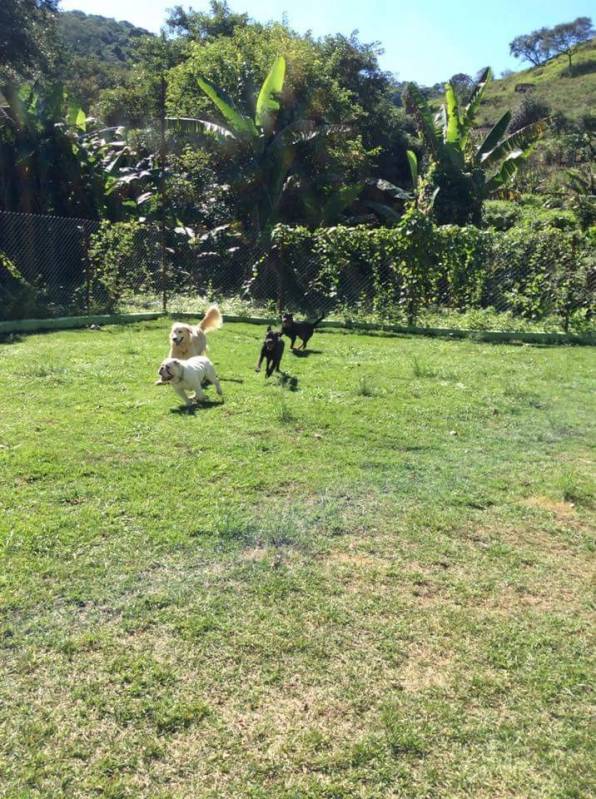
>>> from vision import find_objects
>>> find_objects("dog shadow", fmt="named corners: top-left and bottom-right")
top-left (170, 399), bottom-right (224, 415)
top-left (277, 371), bottom-right (299, 391)
top-left (290, 348), bottom-right (322, 358)
top-left (0, 333), bottom-right (23, 345)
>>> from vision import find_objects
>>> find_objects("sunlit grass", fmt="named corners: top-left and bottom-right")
top-left (0, 321), bottom-right (594, 798)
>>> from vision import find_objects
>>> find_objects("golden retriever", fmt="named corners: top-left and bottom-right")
top-left (168, 304), bottom-right (223, 359)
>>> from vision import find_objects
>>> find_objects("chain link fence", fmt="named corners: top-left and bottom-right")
top-left (1, 209), bottom-right (594, 336)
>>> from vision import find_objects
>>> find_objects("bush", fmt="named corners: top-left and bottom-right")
top-left (509, 95), bottom-right (551, 134)
top-left (483, 201), bottom-right (521, 231)
top-left (0, 252), bottom-right (47, 321)
top-left (87, 221), bottom-right (161, 312)
top-left (268, 214), bottom-right (595, 330)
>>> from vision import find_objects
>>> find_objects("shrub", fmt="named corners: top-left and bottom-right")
top-left (509, 95), bottom-right (551, 134)
top-left (0, 252), bottom-right (47, 321)
top-left (483, 201), bottom-right (521, 231)
top-left (485, 227), bottom-right (594, 326)
top-left (87, 221), bottom-right (160, 312)
top-left (268, 216), bottom-right (595, 330)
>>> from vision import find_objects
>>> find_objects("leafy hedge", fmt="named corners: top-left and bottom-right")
top-left (0, 252), bottom-right (47, 321)
top-left (82, 209), bottom-right (594, 332)
top-left (87, 220), bottom-right (162, 312)
top-left (270, 207), bottom-right (595, 330)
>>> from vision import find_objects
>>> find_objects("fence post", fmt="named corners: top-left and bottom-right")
top-left (273, 244), bottom-right (285, 314)
top-left (83, 221), bottom-right (93, 315)
top-left (159, 70), bottom-right (168, 314)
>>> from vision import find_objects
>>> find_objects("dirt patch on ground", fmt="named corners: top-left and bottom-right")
top-left (399, 647), bottom-right (453, 693)
top-left (524, 495), bottom-right (577, 521)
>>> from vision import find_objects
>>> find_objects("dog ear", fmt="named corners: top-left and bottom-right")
top-left (266, 325), bottom-right (272, 332)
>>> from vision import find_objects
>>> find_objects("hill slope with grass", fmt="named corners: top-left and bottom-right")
top-left (477, 38), bottom-right (596, 126)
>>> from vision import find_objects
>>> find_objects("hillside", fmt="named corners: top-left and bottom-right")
top-left (57, 10), bottom-right (152, 64)
top-left (478, 38), bottom-right (596, 126)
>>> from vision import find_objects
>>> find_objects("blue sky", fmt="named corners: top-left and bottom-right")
top-left (59, 0), bottom-right (595, 84)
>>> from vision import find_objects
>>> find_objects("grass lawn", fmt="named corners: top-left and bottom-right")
top-left (0, 320), bottom-right (594, 798)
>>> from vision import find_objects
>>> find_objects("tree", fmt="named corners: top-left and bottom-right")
top-left (509, 28), bottom-right (553, 67)
top-left (449, 73), bottom-right (474, 105)
top-left (509, 17), bottom-right (594, 69)
top-left (169, 56), bottom-right (344, 237)
top-left (166, 1), bottom-right (249, 41)
top-left (547, 17), bottom-right (595, 69)
top-left (0, 0), bottom-right (59, 80)
top-left (0, 81), bottom-right (116, 217)
top-left (405, 69), bottom-right (547, 225)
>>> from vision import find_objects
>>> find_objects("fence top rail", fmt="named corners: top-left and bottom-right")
top-left (1, 312), bottom-right (593, 345)
top-left (0, 209), bottom-right (100, 225)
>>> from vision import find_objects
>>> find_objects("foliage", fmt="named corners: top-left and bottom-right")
top-left (485, 42), bottom-right (596, 130)
top-left (87, 220), bottom-right (160, 311)
top-left (554, 166), bottom-right (596, 229)
top-left (267, 216), bottom-right (594, 329)
top-left (509, 95), bottom-right (552, 134)
top-left (0, 0), bottom-right (58, 81)
top-left (488, 226), bottom-right (594, 328)
top-left (0, 81), bottom-right (117, 217)
top-left (0, 250), bottom-right (45, 320)
top-left (510, 17), bottom-right (594, 68)
top-left (482, 200), bottom-right (521, 230)
top-left (57, 10), bottom-right (151, 64)
top-left (548, 17), bottom-right (595, 69)
top-left (169, 52), bottom-right (371, 238)
top-left (509, 28), bottom-right (555, 67)
top-left (405, 70), bottom-right (547, 225)
top-left (166, 18), bottom-right (408, 226)
top-left (166, 1), bottom-right (249, 41)
top-left (97, 34), bottom-right (183, 127)
top-left (53, 10), bottom-right (154, 111)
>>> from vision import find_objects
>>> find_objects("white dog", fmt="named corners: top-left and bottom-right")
top-left (156, 356), bottom-right (223, 406)
top-left (169, 304), bottom-right (223, 359)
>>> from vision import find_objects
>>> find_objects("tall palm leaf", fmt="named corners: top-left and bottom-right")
top-left (405, 69), bottom-right (547, 224)
top-left (480, 119), bottom-right (547, 168)
top-left (255, 55), bottom-right (285, 134)
top-left (197, 76), bottom-right (257, 138)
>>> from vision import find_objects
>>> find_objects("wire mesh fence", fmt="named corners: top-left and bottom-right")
top-left (0, 209), bottom-right (594, 335)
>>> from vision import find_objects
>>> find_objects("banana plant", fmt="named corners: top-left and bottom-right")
top-left (404, 68), bottom-right (547, 225)
top-left (165, 56), bottom-right (337, 238)
top-left (0, 81), bottom-right (122, 217)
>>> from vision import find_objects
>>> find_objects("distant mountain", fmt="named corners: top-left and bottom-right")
top-left (57, 10), bottom-right (152, 65)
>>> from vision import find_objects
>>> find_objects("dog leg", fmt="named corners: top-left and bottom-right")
top-left (205, 364), bottom-right (223, 397)
top-left (174, 385), bottom-right (192, 406)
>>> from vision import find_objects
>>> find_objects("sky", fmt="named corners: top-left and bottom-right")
top-left (59, 0), bottom-right (595, 84)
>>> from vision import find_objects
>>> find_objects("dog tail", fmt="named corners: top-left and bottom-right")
top-left (313, 315), bottom-right (325, 327)
top-left (199, 304), bottom-right (223, 333)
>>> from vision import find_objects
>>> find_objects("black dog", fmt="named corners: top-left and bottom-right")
top-left (255, 326), bottom-right (285, 377)
top-left (281, 313), bottom-right (324, 350)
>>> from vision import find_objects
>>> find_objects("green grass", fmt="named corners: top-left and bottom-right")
top-left (1, 320), bottom-right (594, 798)
top-left (120, 292), bottom-right (592, 334)
top-left (478, 38), bottom-right (596, 126)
